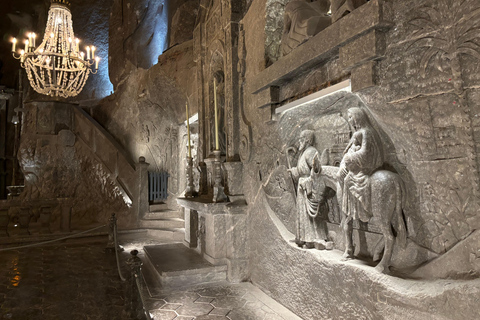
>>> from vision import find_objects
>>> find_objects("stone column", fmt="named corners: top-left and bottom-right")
top-left (225, 208), bottom-right (248, 283)
top-left (184, 208), bottom-right (198, 248)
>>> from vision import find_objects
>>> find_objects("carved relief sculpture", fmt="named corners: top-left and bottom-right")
top-left (288, 130), bottom-right (329, 248)
top-left (321, 108), bottom-right (408, 273)
top-left (281, 0), bottom-right (332, 56)
top-left (331, 0), bottom-right (366, 23)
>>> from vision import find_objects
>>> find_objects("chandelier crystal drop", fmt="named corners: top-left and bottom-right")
top-left (11, 0), bottom-right (99, 98)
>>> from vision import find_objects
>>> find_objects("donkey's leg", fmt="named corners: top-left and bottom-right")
top-left (375, 222), bottom-right (394, 274)
top-left (342, 216), bottom-right (354, 260)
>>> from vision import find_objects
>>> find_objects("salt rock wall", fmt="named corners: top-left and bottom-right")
top-left (239, 0), bottom-right (480, 310)
top-left (95, 41), bottom-right (196, 209)
top-left (18, 102), bottom-right (132, 229)
top-left (248, 187), bottom-right (480, 320)
top-left (109, 0), bottom-right (168, 90)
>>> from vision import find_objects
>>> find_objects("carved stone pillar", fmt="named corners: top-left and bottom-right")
top-left (136, 156), bottom-right (150, 224)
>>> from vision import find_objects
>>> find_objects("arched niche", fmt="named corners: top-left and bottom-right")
top-left (207, 48), bottom-right (227, 157)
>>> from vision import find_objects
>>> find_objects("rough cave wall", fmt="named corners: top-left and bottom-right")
top-left (96, 39), bottom-right (196, 209)
top-left (239, 0), bottom-right (480, 317)
top-left (108, 0), bottom-right (168, 91)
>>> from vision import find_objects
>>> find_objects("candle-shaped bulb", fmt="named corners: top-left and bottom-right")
top-left (25, 39), bottom-right (29, 52)
top-left (86, 46), bottom-right (90, 60)
top-left (186, 102), bottom-right (191, 158)
top-left (32, 33), bottom-right (36, 47)
top-left (95, 56), bottom-right (100, 69)
top-left (214, 78), bottom-right (219, 151)
top-left (80, 52), bottom-right (85, 60)
top-left (91, 46), bottom-right (96, 59)
top-left (75, 38), bottom-right (80, 53)
top-left (12, 38), bottom-right (17, 52)
top-left (68, 37), bottom-right (72, 51)
top-left (20, 50), bottom-right (25, 63)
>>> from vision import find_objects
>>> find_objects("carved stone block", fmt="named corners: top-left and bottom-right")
top-left (351, 60), bottom-right (376, 92)
top-left (223, 162), bottom-right (243, 196)
top-left (339, 29), bottom-right (386, 70)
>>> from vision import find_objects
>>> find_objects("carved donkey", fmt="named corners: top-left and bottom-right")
top-left (320, 164), bottom-right (407, 274)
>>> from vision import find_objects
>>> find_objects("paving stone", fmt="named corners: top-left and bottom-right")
top-left (164, 291), bottom-right (200, 304)
top-left (160, 303), bottom-right (182, 310)
top-left (176, 302), bottom-right (214, 316)
top-left (195, 296), bottom-right (215, 304)
top-left (211, 296), bottom-right (247, 309)
top-left (195, 286), bottom-right (247, 298)
top-left (150, 309), bottom-right (178, 320)
top-left (196, 316), bottom-right (230, 320)
top-left (146, 298), bottom-right (167, 309)
top-left (227, 307), bottom-right (267, 320)
top-left (209, 307), bottom-right (230, 316)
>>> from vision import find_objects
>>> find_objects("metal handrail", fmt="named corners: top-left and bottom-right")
top-left (109, 213), bottom-right (152, 320)
top-left (110, 214), bottom-right (127, 282)
top-left (0, 224), bottom-right (107, 252)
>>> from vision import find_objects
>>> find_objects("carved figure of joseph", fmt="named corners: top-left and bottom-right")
top-left (338, 108), bottom-right (384, 222)
top-left (289, 130), bottom-right (326, 245)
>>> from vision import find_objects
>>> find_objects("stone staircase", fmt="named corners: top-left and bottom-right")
top-left (140, 203), bottom-right (185, 241)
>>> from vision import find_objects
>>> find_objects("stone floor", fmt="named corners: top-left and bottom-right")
top-left (0, 233), bottom-right (302, 320)
top-left (0, 236), bottom-right (131, 320)
top-left (145, 282), bottom-right (299, 320)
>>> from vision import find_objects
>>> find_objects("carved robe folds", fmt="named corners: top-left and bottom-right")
top-left (341, 128), bottom-right (383, 222)
top-left (290, 146), bottom-right (328, 244)
top-left (281, 0), bottom-right (331, 56)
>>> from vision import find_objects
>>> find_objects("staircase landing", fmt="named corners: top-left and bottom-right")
top-left (143, 243), bottom-right (227, 295)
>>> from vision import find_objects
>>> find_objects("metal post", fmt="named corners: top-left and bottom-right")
top-left (126, 249), bottom-right (145, 319)
top-left (106, 213), bottom-right (116, 252)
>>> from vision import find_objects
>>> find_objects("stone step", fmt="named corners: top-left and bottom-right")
top-left (149, 203), bottom-right (169, 212)
top-left (142, 243), bottom-right (227, 295)
top-left (146, 228), bottom-right (185, 241)
top-left (140, 218), bottom-right (184, 230)
top-left (144, 210), bottom-right (183, 220)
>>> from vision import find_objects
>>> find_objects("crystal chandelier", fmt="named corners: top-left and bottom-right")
top-left (11, 0), bottom-right (99, 98)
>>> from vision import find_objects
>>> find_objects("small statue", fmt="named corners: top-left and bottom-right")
top-left (288, 130), bottom-right (330, 249)
top-left (281, 0), bottom-right (332, 56)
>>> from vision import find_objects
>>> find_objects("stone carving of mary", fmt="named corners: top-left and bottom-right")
top-left (337, 107), bottom-right (384, 223)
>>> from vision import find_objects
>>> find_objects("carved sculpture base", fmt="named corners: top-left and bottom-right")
top-left (185, 156), bottom-right (196, 198)
top-left (212, 150), bottom-right (228, 203)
